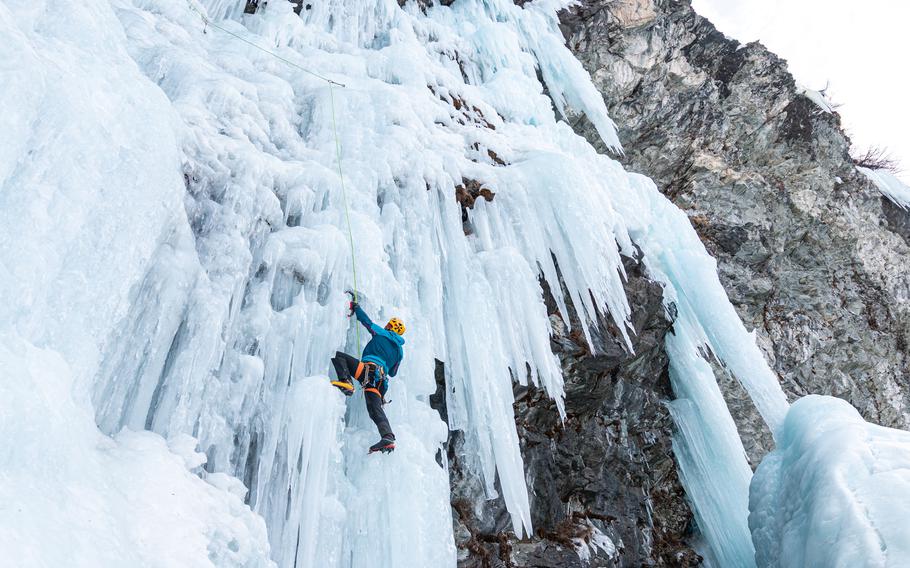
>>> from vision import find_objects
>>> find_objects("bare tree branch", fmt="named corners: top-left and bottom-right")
top-left (852, 145), bottom-right (902, 173)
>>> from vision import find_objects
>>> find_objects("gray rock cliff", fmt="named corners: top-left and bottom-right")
top-left (561, 0), bottom-right (910, 463)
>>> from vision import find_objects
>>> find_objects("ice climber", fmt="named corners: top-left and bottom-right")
top-left (331, 300), bottom-right (405, 454)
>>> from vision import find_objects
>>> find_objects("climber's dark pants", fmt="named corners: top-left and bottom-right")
top-left (331, 351), bottom-right (393, 439)
top-left (364, 379), bottom-right (393, 439)
top-left (331, 351), bottom-right (362, 382)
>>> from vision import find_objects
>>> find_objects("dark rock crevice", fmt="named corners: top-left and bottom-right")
top-left (447, 254), bottom-right (700, 567)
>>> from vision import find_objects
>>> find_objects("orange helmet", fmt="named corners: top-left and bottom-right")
top-left (386, 317), bottom-right (406, 335)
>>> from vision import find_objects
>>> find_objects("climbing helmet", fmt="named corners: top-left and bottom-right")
top-left (386, 317), bottom-right (406, 335)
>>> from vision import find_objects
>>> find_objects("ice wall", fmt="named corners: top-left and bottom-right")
top-left (97, 1), bottom-right (639, 563)
top-left (0, 341), bottom-right (274, 567)
top-left (750, 395), bottom-right (910, 568)
top-left (3, 0), bottom-right (798, 566)
top-left (0, 1), bottom-right (273, 565)
top-left (611, 171), bottom-right (793, 567)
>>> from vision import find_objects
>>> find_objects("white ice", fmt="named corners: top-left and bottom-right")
top-left (0, 340), bottom-right (274, 567)
top-left (797, 83), bottom-right (836, 114)
top-left (1, 0), bottom-right (273, 565)
top-left (610, 170), bottom-right (790, 568)
top-left (95, 1), bottom-right (636, 559)
top-left (573, 519), bottom-right (618, 563)
top-left (749, 395), bottom-right (910, 568)
top-left (859, 166), bottom-right (910, 210)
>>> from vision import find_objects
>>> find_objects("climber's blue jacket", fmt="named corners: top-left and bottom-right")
top-left (354, 305), bottom-right (405, 377)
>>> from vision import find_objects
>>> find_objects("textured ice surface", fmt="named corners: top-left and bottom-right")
top-left (97, 0), bottom-right (637, 558)
top-left (0, 1), bottom-right (274, 566)
top-left (2, 0), bottom-right (800, 566)
top-left (750, 395), bottom-right (910, 568)
top-left (859, 166), bottom-right (910, 210)
top-left (0, 340), bottom-right (274, 568)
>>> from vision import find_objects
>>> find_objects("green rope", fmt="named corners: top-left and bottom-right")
top-left (186, 2), bottom-right (344, 86)
top-left (187, 3), bottom-right (360, 351)
top-left (329, 82), bottom-right (362, 354)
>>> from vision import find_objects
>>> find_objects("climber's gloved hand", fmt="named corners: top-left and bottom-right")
top-left (349, 301), bottom-right (359, 315)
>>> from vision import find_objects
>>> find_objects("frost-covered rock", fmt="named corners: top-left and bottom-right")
top-left (562, 1), bottom-right (910, 565)
top-left (749, 395), bottom-right (910, 568)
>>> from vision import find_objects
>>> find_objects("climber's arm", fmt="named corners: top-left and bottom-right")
top-left (353, 304), bottom-right (378, 335)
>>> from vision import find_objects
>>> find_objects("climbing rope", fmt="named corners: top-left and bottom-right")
top-left (186, 2), bottom-right (344, 86)
top-left (186, 2), bottom-right (361, 351)
top-left (330, 81), bottom-right (362, 353)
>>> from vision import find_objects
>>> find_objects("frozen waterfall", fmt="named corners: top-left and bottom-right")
top-left (2, 0), bottom-right (805, 566)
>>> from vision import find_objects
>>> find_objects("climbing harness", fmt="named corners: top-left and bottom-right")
top-left (363, 364), bottom-right (392, 405)
top-left (186, 2), bottom-right (362, 351)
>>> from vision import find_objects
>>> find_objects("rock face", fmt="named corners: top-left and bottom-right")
top-left (561, 0), bottom-right (910, 462)
top-left (442, 256), bottom-right (701, 567)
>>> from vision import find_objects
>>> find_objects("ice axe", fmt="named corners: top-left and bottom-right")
top-left (345, 289), bottom-right (364, 317)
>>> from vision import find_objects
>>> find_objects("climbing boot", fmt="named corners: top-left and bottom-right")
top-left (368, 434), bottom-right (395, 454)
top-left (331, 378), bottom-right (355, 396)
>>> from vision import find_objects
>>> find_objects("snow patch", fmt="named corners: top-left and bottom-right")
top-left (797, 84), bottom-right (835, 113)
top-left (169, 433), bottom-right (209, 470)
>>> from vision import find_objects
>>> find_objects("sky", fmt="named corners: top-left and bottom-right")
top-left (691, 0), bottom-right (910, 182)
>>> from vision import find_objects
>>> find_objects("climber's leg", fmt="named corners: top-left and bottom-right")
top-left (365, 371), bottom-right (394, 452)
top-left (330, 351), bottom-right (362, 396)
